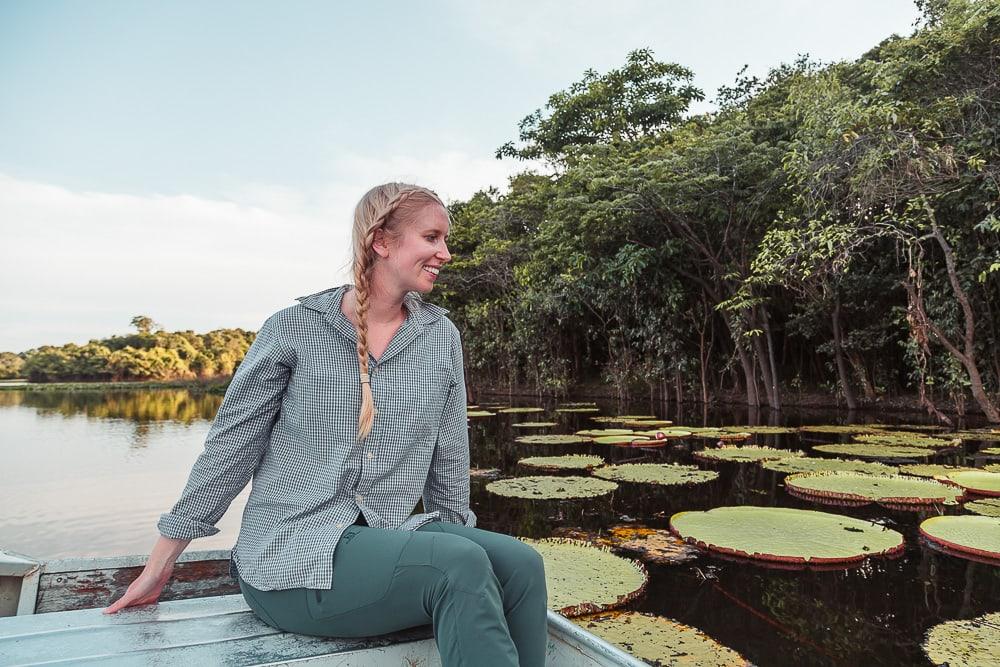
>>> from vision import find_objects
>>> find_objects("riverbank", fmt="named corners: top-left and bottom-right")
top-left (0, 379), bottom-right (230, 394)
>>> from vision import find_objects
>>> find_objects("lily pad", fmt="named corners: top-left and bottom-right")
top-left (559, 402), bottom-right (598, 408)
top-left (520, 538), bottom-right (648, 617)
top-left (467, 410), bottom-right (495, 418)
top-left (812, 443), bottom-right (937, 460)
top-left (785, 472), bottom-right (964, 506)
top-left (900, 464), bottom-right (980, 478)
top-left (944, 470), bottom-right (1000, 497)
top-left (512, 421), bottom-right (558, 429)
top-left (923, 611), bottom-right (1000, 667)
top-left (693, 446), bottom-right (805, 464)
top-left (679, 427), bottom-right (730, 439)
top-left (499, 407), bottom-right (545, 414)
top-left (718, 432), bottom-right (753, 442)
top-left (761, 457), bottom-right (897, 476)
top-left (466, 404), bottom-right (479, 410)
top-left (551, 525), bottom-right (700, 565)
top-left (592, 435), bottom-right (657, 446)
top-left (965, 498), bottom-right (1000, 518)
top-left (575, 428), bottom-right (634, 437)
top-left (669, 506), bottom-right (905, 565)
top-left (721, 425), bottom-right (798, 435)
top-left (981, 447), bottom-right (1000, 455)
top-left (798, 424), bottom-right (881, 435)
top-left (954, 430), bottom-right (1000, 442)
top-left (469, 468), bottom-right (502, 480)
top-left (854, 433), bottom-right (956, 448)
top-left (486, 476), bottom-right (617, 500)
top-left (576, 611), bottom-right (749, 666)
top-left (515, 434), bottom-right (592, 445)
top-left (518, 454), bottom-right (605, 471)
top-left (556, 407), bottom-right (601, 413)
top-left (621, 419), bottom-right (673, 428)
top-left (633, 429), bottom-right (694, 439)
top-left (616, 414), bottom-right (657, 420)
top-left (920, 515), bottom-right (1000, 562)
top-left (986, 464), bottom-right (1000, 473)
top-left (590, 416), bottom-right (626, 424)
top-left (592, 463), bottom-right (719, 486)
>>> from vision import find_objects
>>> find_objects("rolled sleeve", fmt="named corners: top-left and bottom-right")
top-left (157, 314), bottom-right (294, 540)
top-left (421, 327), bottom-right (476, 527)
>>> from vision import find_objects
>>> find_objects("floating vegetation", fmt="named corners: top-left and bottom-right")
top-left (577, 611), bottom-right (749, 667)
top-left (900, 464), bottom-right (980, 478)
top-left (944, 470), bottom-right (1000, 497)
top-left (575, 428), bottom-right (634, 437)
top-left (589, 416), bottom-right (625, 424)
top-left (466, 404), bottom-right (479, 409)
top-left (721, 425), bottom-right (798, 435)
top-left (512, 421), bottom-right (558, 429)
top-left (853, 432), bottom-right (956, 449)
top-left (965, 498), bottom-right (1000, 518)
top-left (558, 402), bottom-right (598, 408)
top-left (633, 429), bottom-right (693, 439)
top-left (518, 454), bottom-right (605, 471)
top-left (551, 525), bottom-right (700, 565)
top-left (785, 472), bottom-right (964, 507)
top-left (515, 434), bottom-right (592, 445)
top-left (616, 414), bottom-right (657, 420)
top-left (953, 430), bottom-right (1000, 442)
top-left (680, 427), bottom-right (730, 438)
top-left (718, 432), bottom-right (753, 442)
top-left (798, 424), bottom-right (881, 435)
top-left (555, 407), bottom-right (601, 413)
top-left (498, 407), bottom-right (545, 414)
top-left (520, 538), bottom-right (648, 617)
top-left (761, 457), bottom-right (897, 476)
top-left (592, 463), bottom-right (719, 486)
top-left (693, 446), bottom-right (805, 464)
top-left (986, 464), bottom-right (1000, 473)
top-left (869, 423), bottom-right (946, 432)
top-left (919, 515), bottom-right (1000, 563)
top-left (469, 468), bottom-right (502, 480)
top-left (812, 443), bottom-right (937, 460)
top-left (592, 435), bottom-right (657, 446)
top-left (981, 447), bottom-right (1000, 455)
top-left (923, 611), bottom-right (1000, 667)
top-left (486, 476), bottom-right (618, 500)
top-left (621, 419), bottom-right (673, 428)
top-left (466, 410), bottom-right (495, 418)
top-left (669, 506), bottom-right (905, 565)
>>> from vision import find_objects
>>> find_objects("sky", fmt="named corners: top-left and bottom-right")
top-left (0, 0), bottom-right (923, 352)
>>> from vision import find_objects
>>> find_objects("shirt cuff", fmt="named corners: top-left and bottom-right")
top-left (157, 512), bottom-right (221, 540)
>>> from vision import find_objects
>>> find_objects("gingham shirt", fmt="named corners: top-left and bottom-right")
top-left (157, 285), bottom-right (475, 591)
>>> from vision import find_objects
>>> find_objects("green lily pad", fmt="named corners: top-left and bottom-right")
top-left (575, 428), bottom-right (634, 437)
top-left (676, 427), bottom-right (729, 438)
top-left (590, 416), bottom-right (626, 423)
top-left (616, 414), bottom-right (657, 420)
top-left (986, 464), bottom-right (1000, 473)
top-left (592, 463), bottom-right (719, 486)
top-left (512, 421), bottom-right (558, 429)
top-left (559, 402), bottom-right (598, 408)
top-left (854, 433), bottom-right (956, 448)
top-left (556, 407), bottom-right (601, 413)
top-left (965, 498), bottom-right (1000, 518)
top-left (592, 435), bottom-right (657, 446)
top-left (900, 464), bottom-right (980, 478)
top-left (761, 457), bottom-right (897, 476)
top-left (721, 425), bottom-right (798, 435)
top-left (520, 538), bottom-right (648, 617)
top-left (576, 611), bottom-right (749, 666)
top-left (870, 423), bottom-right (945, 432)
top-left (469, 468), bottom-right (502, 480)
top-left (785, 472), bottom-right (964, 506)
top-left (518, 454), bottom-right (605, 471)
top-left (944, 470), bottom-right (1000, 497)
top-left (486, 476), bottom-right (618, 499)
top-left (633, 429), bottom-right (694, 439)
top-left (466, 404), bottom-right (479, 409)
top-left (693, 446), bottom-right (805, 464)
top-left (923, 611), bottom-right (1000, 667)
top-left (515, 434), bottom-right (592, 445)
top-left (954, 430), bottom-right (1000, 442)
top-left (981, 447), bottom-right (1000, 455)
top-left (499, 407), bottom-right (545, 414)
top-left (920, 515), bottom-right (1000, 562)
top-left (669, 506), bottom-right (905, 565)
top-left (621, 419), bottom-right (673, 428)
top-left (467, 410), bottom-right (495, 418)
top-left (798, 424), bottom-right (881, 434)
top-left (812, 443), bottom-right (938, 459)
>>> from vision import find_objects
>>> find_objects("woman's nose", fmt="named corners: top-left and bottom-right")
top-left (438, 242), bottom-right (452, 263)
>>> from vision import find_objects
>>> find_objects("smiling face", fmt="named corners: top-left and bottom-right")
top-left (374, 202), bottom-right (452, 294)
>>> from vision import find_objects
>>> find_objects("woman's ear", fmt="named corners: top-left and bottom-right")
top-left (372, 228), bottom-right (390, 258)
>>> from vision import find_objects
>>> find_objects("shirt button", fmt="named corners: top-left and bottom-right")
top-left (355, 494), bottom-right (364, 503)
top-left (336, 523), bottom-right (344, 528)
top-left (366, 452), bottom-right (374, 459)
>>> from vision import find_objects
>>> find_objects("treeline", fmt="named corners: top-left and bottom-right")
top-left (0, 318), bottom-right (255, 382)
top-left (437, 0), bottom-right (1000, 422)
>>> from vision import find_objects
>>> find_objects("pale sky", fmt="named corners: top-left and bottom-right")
top-left (0, 0), bottom-right (922, 352)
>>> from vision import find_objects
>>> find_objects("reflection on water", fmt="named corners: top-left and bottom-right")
top-left (0, 389), bottom-right (998, 665)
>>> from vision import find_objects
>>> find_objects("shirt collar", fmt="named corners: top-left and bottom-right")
top-left (295, 285), bottom-right (448, 326)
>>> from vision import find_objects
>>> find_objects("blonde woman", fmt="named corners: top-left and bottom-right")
top-left (105, 183), bottom-right (548, 666)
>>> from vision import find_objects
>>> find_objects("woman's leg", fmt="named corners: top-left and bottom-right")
top-left (238, 524), bottom-right (522, 667)
top-left (416, 522), bottom-right (548, 667)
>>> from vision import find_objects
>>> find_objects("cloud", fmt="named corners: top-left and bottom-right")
top-left (0, 152), bottom-right (532, 351)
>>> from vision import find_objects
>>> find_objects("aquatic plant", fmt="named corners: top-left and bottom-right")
top-left (486, 476), bottom-right (618, 499)
top-left (964, 498), bottom-right (1000, 518)
top-left (519, 538), bottom-right (648, 617)
top-left (693, 446), bottom-right (804, 464)
top-left (466, 410), bottom-right (495, 418)
top-left (797, 425), bottom-right (881, 435)
top-left (512, 421), bottom-right (558, 429)
top-left (853, 432), bottom-right (955, 448)
top-left (784, 472), bottom-right (964, 506)
top-left (899, 464), bottom-right (979, 478)
top-left (574, 428), bottom-right (634, 437)
top-left (919, 515), bottom-right (1000, 562)
top-left (620, 419), bottom-right (673, 428)
top-left (811, 443), bottom-right (937, 459)
top-left (555, 407), bottom-right (601, 413)
top-left (577, 611), bottom-right (749, 666)
top-left (591, 435), bottom-right (656, 446)
top-left (517, 454), bottom-right (605, 471)
top-left (721, 425), bottom-right (798, 435)
top-left (592, 463), bottom-right (719, 486)
top-left (943, 470), bottom-right (1000, 497)
top-left (923, 611), bottom-right (1000, 667)
top-left (669, 506), bottom-right (905, 564)
top-left (551, 525), bottom-right (700, 565)
top-left (761, 457), bottom-right (897, 476)
top-left (632, 429), bottom-right (693, 439)
top-left (981, 447), bottom-right (1000, 455)
top-left (498, 407), bottom-right (546, 414)
top-left (515, 434), bottom-right (592, 445)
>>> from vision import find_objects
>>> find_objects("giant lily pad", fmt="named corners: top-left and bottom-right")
top-left (762, 457), bottom-right (897, 476)
top-left (985, 463), bottom-right (1000, 473)
top-left (633, 429), bottom-right (693, 439)
top-left (621, 419), bottom-right (673, 428)
top-left (575, 428), bottom-right (634, 437)
top-left (965, 498), bottom-right (1000, 518)
top-left (980, 447), bottom-right (1000, 455)
top-left (576, 611), bottom-right (749, 666)
top-left (499, 407), bottom-right (545, 414)
top-left (693, 446), bottom-right (805, 464)
top-left (467, 410), bottom-right (495, 418)
top-left (920, 515), bottom-right (1000, 562)
top-left (592, 435), bottom-right (657, 446)
top-left (519, 538), bottom-right (648, 617)
top-left (785, 472), bottom-right (964, 507)
top-left (518, 454), bottom-right (605, 471)
top-left (486, 476), bottom-right (617, 500)
top-left (592, 463), bottom-right (719, 486)
top-left (923, 611), bottom-right (1000, 667)
top-left (954, 430), bottom-right (1000, 442)
top-left (515, 434), bottom-right (592, 445)
top-left (559, 402), bottom-right (598, 408)
top-left (669, 506), bottom-right (905, 565)
top-left (556, 407), bottom-right (601, 413)
top-left (854, 433), bottom-right (957, 449)
top-left (798, 424), bottom-right (881, 435)
top-left (900, 464), bottom-right (980, 478)
top-left (616, 414), bottom-right (657, 420)
top-left (721, 425), bottom-right (797, 435)
top-left (812, 443), bottom-right (937, 459)
top-left (512, 421), bottom-right (557, 429)
top-left (944, 470), bottom-right (1000, 497)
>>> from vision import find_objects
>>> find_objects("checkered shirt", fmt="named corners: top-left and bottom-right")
top-left (157, 285), bottom-right (475, 591)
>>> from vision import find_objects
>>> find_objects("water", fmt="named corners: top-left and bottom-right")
top-left (0, 389), bottom-right (997, 665)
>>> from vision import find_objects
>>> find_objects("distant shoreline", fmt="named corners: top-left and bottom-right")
top-left (0, 379), bottom-right (230, 393)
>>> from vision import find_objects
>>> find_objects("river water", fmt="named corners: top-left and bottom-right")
top-left (0, 388), bottom-right (997, 666)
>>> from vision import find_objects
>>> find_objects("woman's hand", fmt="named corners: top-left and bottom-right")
top-left (104, 535), bottom-right (190, 614)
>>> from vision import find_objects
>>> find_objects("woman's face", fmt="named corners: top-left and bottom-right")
top-left (377, 203), bottom-right (452, 294)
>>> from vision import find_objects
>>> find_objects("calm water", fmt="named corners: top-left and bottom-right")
top-left (1, 389), bottom-right (997, 666)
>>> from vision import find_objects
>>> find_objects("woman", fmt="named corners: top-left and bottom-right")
top-left (104, 183), bottom-right (548, 667)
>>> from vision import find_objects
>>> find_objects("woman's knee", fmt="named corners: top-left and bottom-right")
top-left (433, 536), bottom-right (495, 590)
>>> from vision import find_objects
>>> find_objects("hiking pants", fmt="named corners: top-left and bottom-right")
top-left (237, 520), bottom-right (548, 667)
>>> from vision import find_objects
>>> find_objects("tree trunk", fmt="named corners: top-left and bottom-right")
top-left (847, 351), bottom-right (877, 401)
top-left (736, 345), bottom-right (759, 407)
top-left (760, 306), bottom-right (781, 411)
top-left (831, 296), bottom-right (858, 410)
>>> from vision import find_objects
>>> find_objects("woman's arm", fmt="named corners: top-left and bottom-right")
top-left (103, 535), bottom-right (189, 614)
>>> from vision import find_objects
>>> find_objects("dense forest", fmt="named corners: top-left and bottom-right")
top-left (4, 1), bottom-right (998, 423)
top-left (433, 0), bottom-right (1000, 422)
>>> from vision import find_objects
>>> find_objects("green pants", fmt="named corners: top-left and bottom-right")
top-left (238, 521), bottom-right (548, 667)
